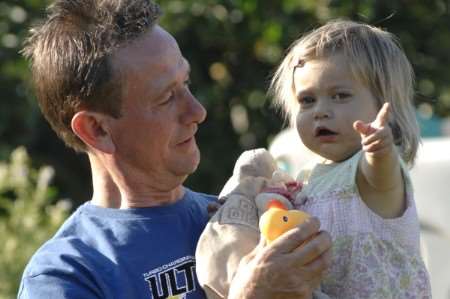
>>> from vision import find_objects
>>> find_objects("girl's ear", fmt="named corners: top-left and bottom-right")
top-left (71, 111), bottom-right (115, 154)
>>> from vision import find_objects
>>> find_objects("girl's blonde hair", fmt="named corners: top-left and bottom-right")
top-left (269, 20), bottom-right (419, 165)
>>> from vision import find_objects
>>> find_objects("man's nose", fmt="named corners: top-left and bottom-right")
top-left (181, 90), bottom-right (207, 125)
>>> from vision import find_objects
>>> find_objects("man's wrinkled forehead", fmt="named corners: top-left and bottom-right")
top-left (113, 25), bottom-right (179, 69)
top-left (111, 25), bottom-right (187, 92)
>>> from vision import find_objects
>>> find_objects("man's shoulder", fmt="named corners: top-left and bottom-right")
top-left (22, 229), bottom-right (99, 278)
top-left (18, 232), bottom-right (104, 298)
top-left (22, 204), bottom-right (105, 279)
top-left (188, 189), bottom-right (217, 201)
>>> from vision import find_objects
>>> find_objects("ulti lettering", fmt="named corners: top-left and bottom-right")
top-left (145, 260), bottom-right (196, 299)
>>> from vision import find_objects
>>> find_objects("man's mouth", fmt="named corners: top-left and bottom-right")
top-left (178, 128), bottom-right (198, 146)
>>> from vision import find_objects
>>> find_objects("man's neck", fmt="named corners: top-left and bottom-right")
top-left (118, 186), bottom-right (185, 208)
top-left (88, 153), bottom-right (185, 209)
top-left (89, 154), bottom-right (121, 208)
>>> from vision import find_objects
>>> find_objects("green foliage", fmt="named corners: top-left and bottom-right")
top-left (0, 0), bottom-right (449, 296)
top-left (0, 0), bottom-right (51, 159)
top-left (156, 0), bottom-right (450, 194)
top-left (0, 147), bottom-right (69, 299)
top-left (0, 0), bottom-right (449, 197)
top-left (0, 0), bottom-right (450, 188)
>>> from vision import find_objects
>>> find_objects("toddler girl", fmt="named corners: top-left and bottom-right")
top-left (196, 20), bottom-right (431, 298)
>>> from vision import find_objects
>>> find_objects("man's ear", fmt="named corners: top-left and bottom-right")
top-left (71, 111), bottom-right (116, 154)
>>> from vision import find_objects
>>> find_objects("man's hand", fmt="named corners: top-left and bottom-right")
top-left (353, 102), bottom-right (394, 159)
top-left (228, 217), bottom-right (332, 299)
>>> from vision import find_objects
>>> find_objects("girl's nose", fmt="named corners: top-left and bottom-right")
top-left (314, 110), bottom-right (330, 120)
top-left (313, 101), bottom-right (332, 120)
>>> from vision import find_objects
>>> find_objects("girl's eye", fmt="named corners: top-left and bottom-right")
top-left (332, 92), bottom-right (351, 101)
top-left (298, 95), bottom-right (315, 106)
top-left (184, 78), bottom-right (192, 87)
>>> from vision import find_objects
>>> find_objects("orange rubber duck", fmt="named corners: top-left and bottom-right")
top-left (259, 199), bottom-right (310, 243)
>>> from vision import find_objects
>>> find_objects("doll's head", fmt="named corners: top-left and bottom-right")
top-left (270, 20), bottom-right (419, 164)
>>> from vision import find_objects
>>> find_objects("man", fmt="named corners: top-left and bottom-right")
top-left (18, 1), bottom-right (332, 298)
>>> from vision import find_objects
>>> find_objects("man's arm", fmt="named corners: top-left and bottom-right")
top-left (18, 273), bottom-right (101, 299)
top-left (228, 217), bottom-right (332, 299)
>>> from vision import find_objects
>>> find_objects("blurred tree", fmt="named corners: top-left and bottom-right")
top-left (0, 0), bottom-right (93, 205)
top-left (157, 0), bottom-right (450, 194)
top-left (0, 0), bottom-right (449, 201)
top-left (0, 147), bottom-right (69, 298)
top-left (0, 0), bottom-right (49, 157)
top-left (1, 0), bottom-right (450, 296)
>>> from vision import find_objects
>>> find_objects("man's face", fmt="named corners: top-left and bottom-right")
top-left (109, 25), bottom-right (206, 186)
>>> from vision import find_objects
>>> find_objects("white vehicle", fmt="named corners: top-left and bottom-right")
top-left (269, 128), bottom-right (450, 299)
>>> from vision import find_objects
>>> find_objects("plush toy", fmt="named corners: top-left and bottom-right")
top-left (259, 199), bottom-right (310, 243)
top-left (215, 148), bottom-right (311, 245)
top-left (246, 167), bottom-right (310, 243)
top-left (196, 148), bottom-right (327, 299)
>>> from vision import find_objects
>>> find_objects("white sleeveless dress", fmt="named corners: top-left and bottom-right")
top-left (295, 150), bottom-right (431, 298)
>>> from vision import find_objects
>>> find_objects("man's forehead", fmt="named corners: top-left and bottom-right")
top-left (115, 27), bottom-right (177, 64)
top-left (113, 25), bottom-right (189, 87)
top-left (149, 57), bottom-right (190, 93)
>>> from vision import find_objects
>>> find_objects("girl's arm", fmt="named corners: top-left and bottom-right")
top-left (353, 103), bottom-right (406, 218)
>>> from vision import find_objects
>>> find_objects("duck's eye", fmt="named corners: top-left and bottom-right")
top-left (283, 215), bottom-right (289, 222)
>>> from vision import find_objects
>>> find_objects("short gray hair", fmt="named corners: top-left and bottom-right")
top-left (22, 0), bottom-right (162, 152)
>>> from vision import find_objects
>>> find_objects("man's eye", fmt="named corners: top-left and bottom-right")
top-left (160, 91), bottom-right (175, 105)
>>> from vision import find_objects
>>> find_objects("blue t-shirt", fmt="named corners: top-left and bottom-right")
top-left (18, 188), bottom-right (216, 299)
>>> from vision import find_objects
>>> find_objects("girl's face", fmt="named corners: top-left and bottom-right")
top-left (293, 53), bottom-right (379, 162)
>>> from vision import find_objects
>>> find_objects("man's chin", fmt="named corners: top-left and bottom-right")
top-left (174, 151), bottom-right (201, 176)
top-left (187, 155), bottom-right (201, 174)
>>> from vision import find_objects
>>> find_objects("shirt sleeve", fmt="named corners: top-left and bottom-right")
top-left (18, 273), bottom-right (102, 299)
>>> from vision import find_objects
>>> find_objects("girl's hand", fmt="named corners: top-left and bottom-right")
top-left (353, 103), bottom-right (394, 158)
top-left (352, 102), bottom-right (405, 218)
